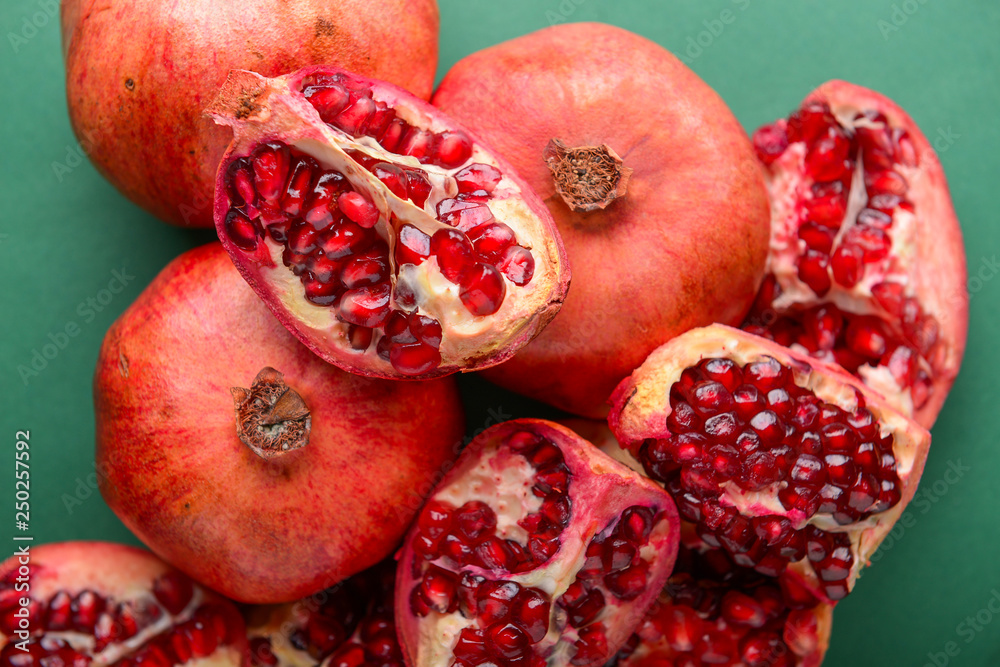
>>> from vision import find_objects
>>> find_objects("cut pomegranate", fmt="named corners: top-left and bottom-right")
top-left (744, 81), bottom-right (968, 427)
top-left (209, 67), bottom-right (568, 379)
top-left (394, 420), bottom-right (680, 667)
top-left (94, 244), bottom-right (465, 603)
top-left (0, 542), bottom-right (247, 667)
top-left (244, 559), bottom-right (400, 667)
top-left (433, 23), bottom-right (771, 418)
top-left (614, 544), bottom-right (831, 667)
top-left (608, 325), bottom-right (930, 603)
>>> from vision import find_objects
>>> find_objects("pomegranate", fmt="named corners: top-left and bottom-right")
top-left (608, 325), bottom-right (931, 603)
top-left (432, 22), bottom-right (771, 417)
top-left (0, 542), bottom-right (247, 667)
top-left (744, 80), bottom-right (968, 428)
top-left (614, 544), bottom-right (831, 667)
top-left (560, 422), bottom-right (832, 667)
top-left (244, 559), bottom-right (401, 667)
top-left (94, 243), bottom-right (465, 603)
top-left (61, 0), bottom-right (439, 227)
top-left (209, 66), bottom-right (568, 380)
top-left (394, 419), bottom-right (680, 667)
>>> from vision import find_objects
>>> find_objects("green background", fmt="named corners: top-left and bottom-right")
top-left (2, 1), bottom-right (998, 665)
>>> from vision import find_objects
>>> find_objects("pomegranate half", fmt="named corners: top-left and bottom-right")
top-left (744, 80), bottom-right (968, 428)
top-left (62, 0), bottom-right (439, 227)
top-left (94, 243), bottom-right (465, 603)
top-left (0, 542), bottom-right (248, 667)
top-left (609, 325), bottom-right (930, 604)
top-left (394, 419), bottom-right (680, 667)
top-left (209, 67), bottom-right (568, 380)
top-left (433, 22), bottom-right (771, 417)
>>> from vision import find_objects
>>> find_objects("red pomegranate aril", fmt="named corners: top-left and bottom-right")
top-left (431, 229), bottom-right (476, 283)
top-left (477, 580), bottom-right (520, 625)
top-left (513, 589), bottom-right (550, 643)
top-left (403, 169), bottom-right (432, 208)
top-left (830, 244), bottom-right (864, 288)
top-left (337, 191), bottom-right (380, 228)
top-left (467, 223), bottom-right (516, 262)
top-left (399, 127), bottom-right (437, 161)
top-left (306, 84), bottom-right (350, 122)
top-left (340, 243), bottom-right (390, 289)
top-left (751, 122), bottom-right (789, 166)
top-left (252, 142), bottom-right (291, 202)
top-left (843, 224), bottom-right (891, 262)
top-left (371, 162), bottom-right (408, 199)
top-left (456, 163), bottom-right (503, 194)
top-left (436, 132), bottom-right (474, 169)
top-left (287, 223), bottom-right (319, 255)
top-left (377, 118), bottom-right (408, 153)
top-left (334, 96), bottom-right (376, 136)
top-left (151, 571), bottom-right (193, 615)
top-left (804, 126), bottom-right (851, 181)
top-left (498, 246), bottom-right (535, 286)
top-left (798, 221), bottom-right (836, 254)
top-left (787, 101), bottom-right (836, 144)
top-left (797, 250), bottom-right (832, 297)
top-left (281, 157), bottom-right (318, 216)
top-left (226, 158), bottom-right (257, 209)
top-left (845, 316), bottom-right (888, 358)
top-left (224, 210), bottom-right (261, 251)
top-left (338, 283), bottom-right (391, 328)
top-left (366, 104), bottom-right (397, 141)
top-left (438, 199), bottom-right (496, 231)
top-left (459, 264), bottom-right (506, 316)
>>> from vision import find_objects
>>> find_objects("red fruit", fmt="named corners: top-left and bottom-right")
top-left (61, 0), bottom-right (439, 227)
top-left (395, 420), bottom-right (680, 667)
top-left (93, 244), bottom-right (465, 603)
top-left (0, 542), bottom-right (247, 667)
top-left (210, 67), bottom-right (568, 379)
top-left (744, 81), bottom-right (968, 427)
top-left (608, 325), bottom-right (930, 603)
top-left (616, 544), bottom-right (832, 667)
top-left (433, 23), bottom-right (770, 417)
top-left (243, 559), bottom-right (400, 667)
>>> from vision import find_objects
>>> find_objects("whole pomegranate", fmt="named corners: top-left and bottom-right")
top-left (210, 67), bottom-right (568, 380)
top-left (94, 243), bottom-right (465, 603)
top-left (608, 325), bottom-right (931, 603)
top-left (0, 542), bottom-right (248, 667)
top-left (433, 22), bottom-right (771, 418)
top-left (244, 558), bottom-right (401, 667)
top-left (394, 419), bottom-right (680, 667)
top-left (61, 0), bottom-right (439, 227)
top-left (744, 80), bottom-right (968, 428)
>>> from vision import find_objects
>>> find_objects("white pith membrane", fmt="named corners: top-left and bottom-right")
top-left (211, 69), bottom-right (564, 378)
top-left (748, 98), bottom-right (938, 420)
top-left (398, 425), bottom-right (678, 667)
top-left (610, 325), bottom-right (930, 602)
top-left (0, 548), bottom-right (243, 667)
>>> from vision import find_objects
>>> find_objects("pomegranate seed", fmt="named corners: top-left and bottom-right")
top-left (695, 633), bottom-right (737, 665)
top-left (337, 191), bottom-right (379, 229)
top-left (365, 103), bottom-right (396, 141)
top-left (866, 169), bottom-right (908, 196)
top-left (459, 264), bottom-right (506, 316)
top-left (252, 142), bottom-right (291, 202)
top-left (721, 590), bottom-right (768, 628)
top-left (604, 560), bottom-right (649, 600)
top-left (396, 224), bottom-right (430, 265)
top-left (752, 121), bottom-right (789, 166)
top-left (399, 127), bottom-right (437, 161)
top-left (44, 592), bottom-right (72, 630)
top-left (476, 580), bottom-right (520, 625)
top-left (455, 501), bottom-right (498, 544)
top-left (404, 169), bottom-right (432, 208)
top-left (304, 171), bottom-right (348, 228)
top-left (224, 210), bottom-right (261, 251)
top-left (797, 250), bottom-right (832, 296)
top-left (338, 282), bottom-right (391, 328)
top-left (829, 244), bottom-right (863, 288)
top-left (804, 125), bottom-right (851, 181)
top-left (340, 242), bottom-right (390, 289)
top-left (438, 198), bottom-right (496, 231)
top-left (371, 162), bottom-right (408, 199)
top-left (419, 566), bottom-right (459, 614)
top-left (431, 229), bottom-right (476, 284)
top-left (486, 622), bottom-right (529, 660)
top-left (319, 221), bottom-right (373, 260)
top-left (281, 156), bottom-right (318, 216)
top-left (306, 84), bottom-right (350, 122)
top-left (456, 163), bottom-right (503, 194)
top-left (436, 131), bottom-right (473, 168)
top-left (797, 221), bottom-right (836, 254)
top-left (333, 95), bottom-right (376, 135)
top-left (787, 101), bottom-right (835, 144)
top-left (572, 624), bottom-right (609, 665)
top-left (845, 316), bottom-right (888, 358)
top-left (467, 222), bottom-right (516, 262)
top-left (498, 245), bottom-right (535, 286)
top-left (512, 589), bottom-right (550, 643)
top-left (843, 224), bottom-right (891, 262)
top-left (378, 118), bottom-right (408, 153)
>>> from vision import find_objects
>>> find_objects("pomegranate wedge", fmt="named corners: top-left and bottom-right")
top-left (395, 419), bottom-right (680, 667)
top-left (208, 67), bottom-right (568, 379)
top-left (609, 325), bottom-right (930, 604)
top-left (744, 80), bottom-right (968, 427)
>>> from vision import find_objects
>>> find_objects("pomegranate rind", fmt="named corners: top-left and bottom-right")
top-left (608, 324), bottom-right (931, 599)
top-left (394, 419), bottom-right (680, 667)
top-left (762, 80), bottom-right (968, 428)
top-left (0, 541), bottom-right (248, 666)
top-left (61, 0), bottom-right (439, 228)
top-left (208, 67), bottom-right (569, 380)
top-left (94, 244), bottom-right (466, 603)
top-left (433, 22), bottom-right (771, 418)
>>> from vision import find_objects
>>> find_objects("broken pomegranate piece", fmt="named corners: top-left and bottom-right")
top-left (245, 558), bottom-right (401, 667)
top-left (0, 542), bottom-right (247, 667)
top-left (609, 325), bottom-right (930, 603)
top-left (394, 419), bottom-right (679, 667)
top-left (209, 67), bottom-right (568, 379)
top-left (744, 80), bottom-right (967, 428)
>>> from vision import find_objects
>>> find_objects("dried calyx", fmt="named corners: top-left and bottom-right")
top-left (543, 139), bottom-right (632, 212)
top-left (232, 367), bottom-right (311, 459)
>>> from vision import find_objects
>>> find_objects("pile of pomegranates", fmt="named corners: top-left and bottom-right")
top-left (43, 7), bottom-right (969, 667)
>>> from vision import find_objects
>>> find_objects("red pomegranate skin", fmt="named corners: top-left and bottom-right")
top-left (61, 0), bottom-right (439, 227)
top-left (94, 244), bottom-right (465, 604)
top-left (433, 22), bottom-right (771, 418)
